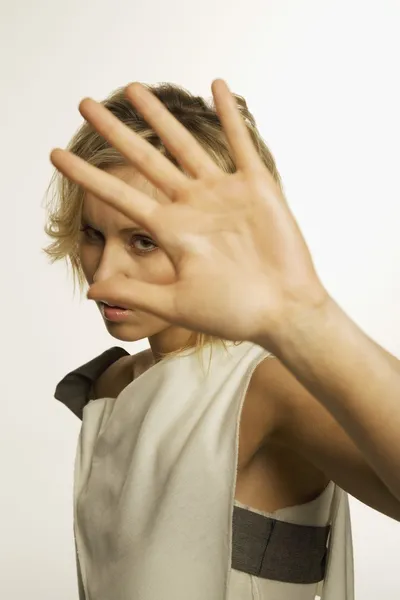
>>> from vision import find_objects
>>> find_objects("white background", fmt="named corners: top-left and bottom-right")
top-left (1, 0), bottom-right (400, 598)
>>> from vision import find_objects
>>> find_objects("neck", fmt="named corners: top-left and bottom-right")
top-left (148, 326), bottom-right (196, 362)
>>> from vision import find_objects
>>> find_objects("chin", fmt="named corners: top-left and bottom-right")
top-left (104, 322), bottom-right (149, 343)
top-left (103, 318), bottom-right (169, 343)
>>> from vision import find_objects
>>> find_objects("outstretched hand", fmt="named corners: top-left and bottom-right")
top-left (50, 79), bottom-right (327, 346)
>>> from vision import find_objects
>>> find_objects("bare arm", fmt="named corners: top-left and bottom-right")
top-left (259, 296), bottom-right (400, 503)
top-left (256, 357), bottom-right (400, 521)
top-left (51, 79), bottom-right (400, 502)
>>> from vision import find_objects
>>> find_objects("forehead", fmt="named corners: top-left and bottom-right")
top-left (82, 165), bottom-right (161, 227)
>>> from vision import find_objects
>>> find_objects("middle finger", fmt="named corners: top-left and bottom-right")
top-left (125, 83), bottom-right (221, 181)
top-left (79, 98), bottom-right (188, 200)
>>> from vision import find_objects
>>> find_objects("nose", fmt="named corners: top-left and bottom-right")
top-left (92, 242), bottom-right (131, 284)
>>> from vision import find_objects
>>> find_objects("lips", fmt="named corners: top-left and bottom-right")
top-left (100, 302), bottom-right (132, 323)
top-left (100, 301), bottom-right (129, 310)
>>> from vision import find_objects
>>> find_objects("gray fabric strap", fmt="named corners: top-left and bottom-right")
top-left (54, 347), bottom-right (129, 419)
top-left (232, 504), bottom-right (329, 583)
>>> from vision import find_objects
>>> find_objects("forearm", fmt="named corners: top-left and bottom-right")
top-left (262, 296), bottom-right (400, 500)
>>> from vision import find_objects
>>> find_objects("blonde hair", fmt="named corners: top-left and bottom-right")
top-left (44, 82), bottom-right (284, 355)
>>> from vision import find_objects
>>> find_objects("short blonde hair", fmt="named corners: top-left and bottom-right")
top-left (44, 82), bottom-right (284, 354)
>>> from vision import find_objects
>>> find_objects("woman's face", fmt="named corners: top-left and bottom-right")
top-left (79, 165), bottom-right (177, 343)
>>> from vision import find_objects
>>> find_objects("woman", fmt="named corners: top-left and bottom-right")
top-left (47, 79), bottom-right (400, 600)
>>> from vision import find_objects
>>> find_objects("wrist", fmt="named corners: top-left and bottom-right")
top-left (254, 284), bottom-right (335, 356)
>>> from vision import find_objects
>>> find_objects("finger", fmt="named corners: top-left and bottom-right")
top-left (211, 79), bottom-right (261, 172)
top-left (125, 83), bottom-right (221, 180)
top-left (50, 148), bottom-right (159, 231)
top-left (79, 98), bottom-right (187, 199)
top-left (87, 275), bottom-right (178, 323)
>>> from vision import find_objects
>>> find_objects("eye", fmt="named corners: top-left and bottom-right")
top-left (79, 224), bottom-right (103, 243)
top-left (131, 234), bottom-right (157, 254)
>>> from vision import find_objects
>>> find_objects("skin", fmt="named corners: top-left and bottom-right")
top-left (80, 166), bottom-right (193, 359)
top-left (53, 79), bottom-right (400, 520)
top-left (80, 171), bottom-right (330, 515)
top-left (81, 166), bottom-right (400, 521)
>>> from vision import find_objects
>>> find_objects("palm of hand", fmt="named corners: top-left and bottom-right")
top-left (51, 80), bottom-right (323, 344)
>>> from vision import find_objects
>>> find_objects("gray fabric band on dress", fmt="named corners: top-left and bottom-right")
top-left (232, 504), bottom-right (329, 583)
top-left (55, 348), bottom-right (330, 584)
top-left (54, 347), bottom-right (129, 419)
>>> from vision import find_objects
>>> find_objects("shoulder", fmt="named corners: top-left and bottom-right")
top-left (133, 348), bottom-right (155, 377)
top-left (93, 348), bottom-right (153, 399)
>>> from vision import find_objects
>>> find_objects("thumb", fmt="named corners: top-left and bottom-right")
top-left (87, 276), bottom-right (177, 322)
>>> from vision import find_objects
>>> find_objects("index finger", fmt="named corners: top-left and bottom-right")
top-left (50, 148), bottom-right (159, 231)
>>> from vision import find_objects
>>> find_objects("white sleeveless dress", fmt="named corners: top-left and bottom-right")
top-left (72, 341), bottom-right (354, 600)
